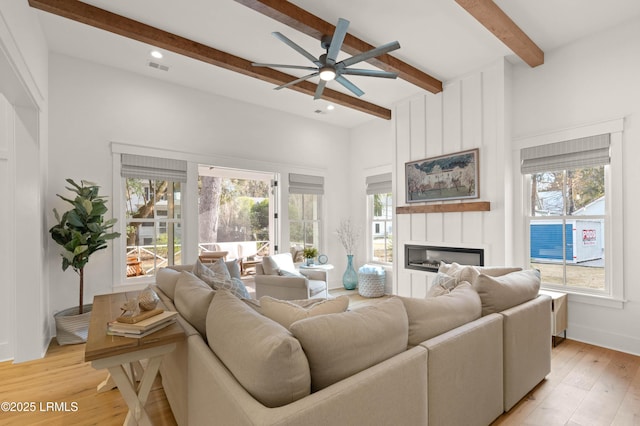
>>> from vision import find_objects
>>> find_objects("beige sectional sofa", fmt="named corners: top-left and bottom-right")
top-left (152, 261), bottom-right (551, 426)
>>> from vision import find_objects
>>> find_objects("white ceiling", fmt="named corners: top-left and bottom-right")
top-left (35, 0), bottom-right (640, 128)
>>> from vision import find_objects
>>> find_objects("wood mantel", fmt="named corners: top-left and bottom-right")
top-left (396, 201), bottom-right (490, 214)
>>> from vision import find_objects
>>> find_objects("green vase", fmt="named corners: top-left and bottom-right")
top-left (343, 254), bottom-right (358, 290)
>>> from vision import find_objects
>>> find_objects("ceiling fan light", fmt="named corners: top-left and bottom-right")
top-left (319, 67), bottom-right (336, 81)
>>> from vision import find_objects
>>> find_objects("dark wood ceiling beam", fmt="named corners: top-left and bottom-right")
top-left (28, 0), bottom-right (391, 119)
top-left (455, 0), bottom-right (544, 67)
top-left (234, 0), bottom-right (443, 94)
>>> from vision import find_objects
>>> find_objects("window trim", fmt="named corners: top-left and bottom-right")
top-left (367, 192), bottom-right (393, 265)
top-left (514, 118), bottom-right (624, 307)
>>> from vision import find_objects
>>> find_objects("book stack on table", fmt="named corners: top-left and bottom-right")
top-left (107, 310), bottom-right (178, 338)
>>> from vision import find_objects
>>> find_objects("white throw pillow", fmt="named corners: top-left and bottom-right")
top-left (194, 258), bottom-right (250, 299)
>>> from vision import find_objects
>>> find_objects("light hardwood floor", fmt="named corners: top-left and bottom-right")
top-left (1, 292), bottom-right (638, 425)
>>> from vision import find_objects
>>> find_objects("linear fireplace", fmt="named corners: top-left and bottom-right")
top-left (405, 244), bottom-right (484, 272)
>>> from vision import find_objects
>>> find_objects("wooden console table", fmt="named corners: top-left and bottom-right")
top-left (85, 291), bottom-right (185, 426)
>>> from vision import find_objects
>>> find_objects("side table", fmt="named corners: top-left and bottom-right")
top-left (85, 291), bottom-right (185, 426)
top-left (539, 289), bottom-right (568, 347)
top-left (298, 263), bottom-right (334, 299)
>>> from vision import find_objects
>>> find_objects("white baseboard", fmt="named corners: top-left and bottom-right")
top-left (568, 323), bottom-right (640, 357)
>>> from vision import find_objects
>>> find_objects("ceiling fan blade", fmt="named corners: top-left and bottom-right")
top-left (339, 41), bottom-right (401, 68)
top-left (341, 68), bottom-right (398, 79)
top-left (335, 75), bottom-right (364, 97)
top-left (252, 63), bottom-right (318, 71)
top-left (313, 80), bottom-right (328, 100)
top-left (326, 18), bottom-right (349, 65)
top-left (274, 72), bottom-right (319, 90)
top-left (272, 32), bottom-right (321, 66)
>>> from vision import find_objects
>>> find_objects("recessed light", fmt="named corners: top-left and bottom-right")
top-left (150, 50), bottom-right (163, 59)
top-left (326, 105), bottom-right (335, 111)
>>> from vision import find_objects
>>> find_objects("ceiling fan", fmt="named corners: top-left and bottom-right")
top-left (252, 18), bottom-right (401, 100)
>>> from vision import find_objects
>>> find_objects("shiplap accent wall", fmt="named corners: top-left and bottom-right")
top-left (393, 59), bottom-right (513, 297)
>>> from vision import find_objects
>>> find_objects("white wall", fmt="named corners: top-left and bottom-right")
top-left (0, 0), bottom-right (49, 362)
top-left (510, 17), bottom-right (640, 355)
top-left (391, 59), bottom-right (512, 298)
top-left (47, 53), bottom-right (352, 318)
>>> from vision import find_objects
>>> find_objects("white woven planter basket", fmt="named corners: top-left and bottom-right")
top-left (54, 304), bottom-right (93, 345)
top-left (358, 271), bottom-right (386, 298)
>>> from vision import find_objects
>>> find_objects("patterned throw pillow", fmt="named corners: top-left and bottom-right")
top-left (426, 272), bottom-right (457, 297)
top-left (194, 259), bottom-right (250, 299)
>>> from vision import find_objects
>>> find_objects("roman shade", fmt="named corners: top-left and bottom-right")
top-left (366, 172), bottom-right (392, 195)
top-left (121, 154), bottom-right (187, 182)
top-left (288, 173), bottom-right (324, 195)
top-left (520, 134), bottom-right (610, 174)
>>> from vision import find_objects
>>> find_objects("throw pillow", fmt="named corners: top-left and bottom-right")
top-left (289, 297), bottom-right (408, 392)
top-left (426, 272), bottom-right (457, 297)
top-left (217, 276), bottom-right (251, 300)
top-left (194, 258), bottom-right (230, 289)
top-left (259, 295), bottom-right (350, 328)
top-left (261, 256), bottom-right (280, 275)
top-left (174, 271), bottom-right (215, 336)
top-left (400, 282), bottom-right (482, 347)
top-left (206, 290), bottom-right (311, 408)
top-left (195, 258), bottom-right (250, 299)
top-left (473, 269), bottom-right (541, 316)
top-left (279, 269), bottom-right (304, 277)
top-left (225, 259), bottom-right (242, 280)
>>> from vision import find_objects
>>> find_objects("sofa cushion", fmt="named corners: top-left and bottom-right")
top-left (400, 283), bottom-right (482, 347)
top-left (174, 271), bottom-right (215, 336)
top-left (206, 290), bottom-right (311, 408)
top-left (289, 296), bottom-right (408, 392)
top-left (259, 295), bottom-right (350, 328)
top-left (156, 267), bottom-right (182, 300)
top-left (473, 269), bottom-right (541, 316)
top-left (194, 258), bottom-right (250, 299)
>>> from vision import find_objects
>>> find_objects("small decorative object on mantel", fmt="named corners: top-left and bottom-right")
top-left (337, 218), bottom-right (361, 290)
top-left (405, 148), bottom-right (479, 203)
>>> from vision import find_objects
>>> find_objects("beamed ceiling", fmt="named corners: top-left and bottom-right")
top-left (29, 0), bottom-right (640, 127)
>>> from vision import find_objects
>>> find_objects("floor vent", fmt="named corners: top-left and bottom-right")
top-left (148, 61), bottom-right (170, 72)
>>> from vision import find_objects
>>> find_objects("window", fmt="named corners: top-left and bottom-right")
top-left (522, 134), bottom-right (609, 294)
top-left (121, 154), bottom-right (186, 280)
top-left (288, 173), bottom-right (323, 261)
top-left (366, 172), bottom-right (393, 263)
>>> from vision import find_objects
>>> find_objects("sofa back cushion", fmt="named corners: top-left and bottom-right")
top-left (259, 295), bottom-right (350, 328)
top-left (289, 297), bottom-right (408, 392)
top-left (400, 282), bottom-right (482, 347)
top-left (156, 267), bottom-right (182, 300)
top-left (174, 271), bottom-right (215, 336)
top-left (473, 269), bottom-right (541, 316)
top-left (206, 290), bottom-right (311, 408)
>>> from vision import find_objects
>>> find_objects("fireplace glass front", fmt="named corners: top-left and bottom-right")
top-left (405, 245), bottom-right (484, 272)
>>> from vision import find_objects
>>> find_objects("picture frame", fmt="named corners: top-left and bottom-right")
top-left (405, 148), bottom-right (479, 203)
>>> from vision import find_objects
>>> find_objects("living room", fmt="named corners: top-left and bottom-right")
top-left (1, 0), bottom-right (640, 424)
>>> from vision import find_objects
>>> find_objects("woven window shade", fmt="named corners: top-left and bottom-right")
top-left (521, 134), bottom-right (610, 174)
top-left (365, 172), bottom-right (392, 195)
top-left (121, 154), bottom-right (187, 182)
top-left (288, 173), bottom-right (324, 195)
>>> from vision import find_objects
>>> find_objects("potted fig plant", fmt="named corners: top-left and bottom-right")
top-left (49, 179), bottom-right (120, 344)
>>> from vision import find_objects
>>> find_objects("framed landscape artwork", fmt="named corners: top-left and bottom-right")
top-left (405, 148), bottom-right (479, 203)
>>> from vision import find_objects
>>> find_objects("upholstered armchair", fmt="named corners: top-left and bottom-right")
top-left (254, 253), bottom-right (329, 300)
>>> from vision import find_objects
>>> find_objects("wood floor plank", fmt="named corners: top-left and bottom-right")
top-left (611, 361), bottom-right (640, 425)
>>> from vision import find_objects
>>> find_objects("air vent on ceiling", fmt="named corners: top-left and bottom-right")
top-left (148, 61), bottom-right (169, 72)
